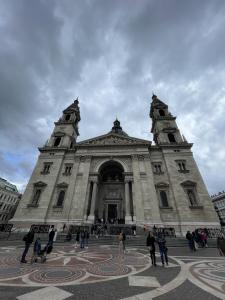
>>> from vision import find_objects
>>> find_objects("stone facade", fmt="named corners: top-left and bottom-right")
top-left (0, 177), bottom-right (21, 223)
top-left (211, 191), bottom-right (225, 226)
top-left (12, 96), bottom-right (220, 235)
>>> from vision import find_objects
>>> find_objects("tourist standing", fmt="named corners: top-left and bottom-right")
top-left (186, 230), bottom-right (196, 251)
top-left (122, 231), bottom-right (126, 253)
top-left (217, 232), bottom-right (225, 256)
top-left (118, 232), bottom-right (123, 255)
top-left (146, 231), bottom-right (156, 266)
top-left (156, 233), bottom-right (168, 267)
top-left (21, 229), bottom-right (34, 263)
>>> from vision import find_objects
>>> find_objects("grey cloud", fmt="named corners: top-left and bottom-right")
top-left (0, 0), bottom-right (225, 194)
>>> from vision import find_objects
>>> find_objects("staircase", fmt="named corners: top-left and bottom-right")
top-left (0, 232), bottom-right (217, 248)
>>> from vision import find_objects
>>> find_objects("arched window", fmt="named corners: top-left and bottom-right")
top-left (57, 190), bottom-right (65, 207)
top-left (65, 114), bottom-right (71, 121)
top-left (160, 191), bottom-right (169, 207)
top-left (168, 133), bottom-right (176, 143)
top-left (54, 137), bottom-right (61, 147)
top-left (32, 189), bottom-right (41, 205)
top-left (187, 190), bottom-right (197, 206)
top-left (159, 109), bottom-right (165, 116)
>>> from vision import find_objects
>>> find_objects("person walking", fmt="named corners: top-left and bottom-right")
top-left (53, 229), bottom-right (58, 243)
top-left (30, 237), bottom-right (41, 264)
top-left (156, 233), bottom-right (168, 267)
top-left (146, 231), bottom-right (156, 266)
top-left (21, 229), bottom-right (34, 263)
top-left (84, 230), bottom-right (89, 248)
top-left (80, 230), bottom-right (85, 249)
top-left (122, 231), bottom-right (126, 253)
top-left (48, 228), bottom-right (55, 247)
top-left (186, 230), bottom-right (196, 251)
top-left (217, 232), bottom-right (225, 256)
top-left (75, 230), bottom-right (80, 248)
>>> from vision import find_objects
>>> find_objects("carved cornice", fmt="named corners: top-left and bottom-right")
top-left (77, 133), bottom-right (151, 147)
top-left (155, 182), bottom-right (169, 188)
top-left (33, 181), bottom-right (47, 187)
top-left (56, 182), bottom-right (69, 188)
top-left (181, 180), bottom-right (196, 187)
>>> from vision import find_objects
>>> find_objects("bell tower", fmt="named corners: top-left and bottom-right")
top-left (150, 94), bottom-right (186, 145)
top-left (45, 99), bottom-right (81, 149)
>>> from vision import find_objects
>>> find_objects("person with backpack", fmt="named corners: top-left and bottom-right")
top-left (21, 229), bottom-right (34, 263)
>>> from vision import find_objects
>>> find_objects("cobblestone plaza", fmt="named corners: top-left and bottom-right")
top-left (0, 240), bottom-right (224, 300)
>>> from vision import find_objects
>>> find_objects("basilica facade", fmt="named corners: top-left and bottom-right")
top-left (12, 95), bottom-right (219, 235)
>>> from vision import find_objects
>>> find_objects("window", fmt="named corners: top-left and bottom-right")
top-left (63, 164), bottom-right (73, 176)
top-left (181, 181), bottom-right (201, 208)
top-left (187, 189), bottom-right (197, 206)
top-left (176, 160), bottom-right (189, 173)
top-left (54, 137), bottom-right (61, 147)
top-left (32, 189), bottom-right (41, 206)
top-left (56, 190), bottom-right (65, 207)
top-left (65, 114), bottom-right (71, 121)
top-left (159, 109), bottom-right (165, 116)
top-left (155, 182), bottom-right (171, 209)
top-left (152, 163), bottom-right (163, 174)
top-left (28, 181), bottom-right (47, 207)
top-left (160, 190), bottom-right (169, 207)
top-left (168, 133), bottom-right (176, 143)
top-left (41, 162), bottom-right (52, 174)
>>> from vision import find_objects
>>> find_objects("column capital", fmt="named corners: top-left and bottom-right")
top-left (124, 177), bottom-right (133, 183)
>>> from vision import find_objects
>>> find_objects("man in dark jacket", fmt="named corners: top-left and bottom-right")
top-left (156, 233), bottom-right (168, 266)
top-left (146, 231), bottom-right (156, 266)
top-left (21, 229), bottom-right (34, 263)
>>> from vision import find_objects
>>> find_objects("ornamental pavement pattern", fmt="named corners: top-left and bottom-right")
top-left (0, 244), bottom-right (224, 300)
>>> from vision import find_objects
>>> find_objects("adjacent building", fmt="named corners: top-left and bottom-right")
top-left (211, 191), bottom-right (225, 227)
top-left (12, 95), bottom-right (219, 235)
top-left (0, 177), bottom-right (21, 223)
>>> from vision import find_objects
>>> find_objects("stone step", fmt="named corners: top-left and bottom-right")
top-left (0, 232), bottom-right (217, 248)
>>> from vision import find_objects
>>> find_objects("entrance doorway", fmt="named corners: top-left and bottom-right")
top-left (108, 204), bottom-right (117, 221)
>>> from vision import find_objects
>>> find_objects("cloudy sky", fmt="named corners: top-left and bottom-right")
top-left (0, 0), bottom-right (225, 195)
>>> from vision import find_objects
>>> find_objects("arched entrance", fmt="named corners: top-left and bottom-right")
top-left (97, 161), bottom-right (125, 224)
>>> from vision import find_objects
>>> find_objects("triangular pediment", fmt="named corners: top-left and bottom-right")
top-left (77, 133), bottom-right (151, 146)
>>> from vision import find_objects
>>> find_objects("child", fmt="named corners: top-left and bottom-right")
top-left (30, 237), bottom-right (41, 264)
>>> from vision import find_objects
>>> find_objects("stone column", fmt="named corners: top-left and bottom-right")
top-left (89, 180), bottom-right (98, 222)
top-left (125, 180), bottom-right (132, 223)
top-left (132, 155), bottom-right (145, 223)
top-left (130, 181), bottom-right (136, 221)
top-left (83, 181), bottom-right (91, 221)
